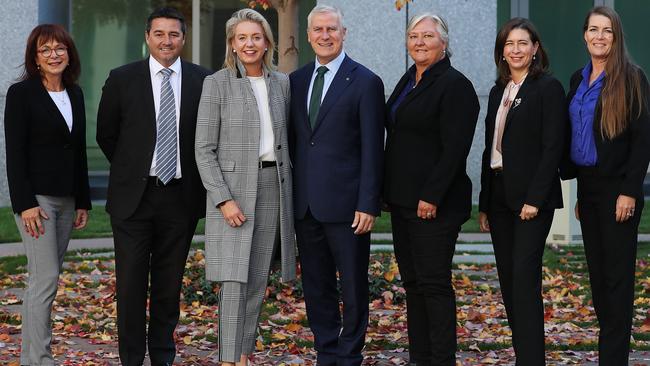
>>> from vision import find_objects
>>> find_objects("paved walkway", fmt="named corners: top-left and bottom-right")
top-left (0, 233), bottom-right (493, 258)
top-left (1, 233), bottom-right (649, 259)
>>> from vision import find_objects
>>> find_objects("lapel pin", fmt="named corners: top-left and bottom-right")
top-left (346, 77), bottom-right (350, 81)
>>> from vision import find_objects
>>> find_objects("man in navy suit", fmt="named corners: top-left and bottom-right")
top-left (289, 5), bottom-right (385, 366)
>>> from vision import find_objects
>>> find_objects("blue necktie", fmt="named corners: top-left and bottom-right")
top-left (155, 68), bottom-right (177, 184)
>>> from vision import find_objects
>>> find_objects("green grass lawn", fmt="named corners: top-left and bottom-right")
top-left (0, 201), bottom-right (647, 243)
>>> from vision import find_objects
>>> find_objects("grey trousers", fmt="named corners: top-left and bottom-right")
top-left (218, 167), bottom-right (279, 362)
top-left (16, 195), bottom-right (75, 366)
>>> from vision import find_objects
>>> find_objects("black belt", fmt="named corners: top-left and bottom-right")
top-left (148, 177), bottom-right (182, 187)
top-left (259, 161), bottom-right (276, 169)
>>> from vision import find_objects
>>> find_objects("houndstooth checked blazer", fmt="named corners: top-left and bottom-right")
top-left (195, 62), bottom-right (296, 283)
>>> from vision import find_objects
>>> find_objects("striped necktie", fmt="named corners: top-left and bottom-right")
top-left (155, 68), bottom-right (177, 184)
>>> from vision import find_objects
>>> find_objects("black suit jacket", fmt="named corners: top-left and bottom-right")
top-left (561, 68), bottom-right (650, 200)
top-left (96, 59), bottom-right (211, 220)
top-left (479, 74), bottom-right (567, 213)
top-left (384, 57), bottom-right (479, 216)
top-left (4, 77), bottom-right (91, 214)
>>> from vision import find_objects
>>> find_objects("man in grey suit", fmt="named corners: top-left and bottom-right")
top-left (96, 7), bottom-right (210, 366)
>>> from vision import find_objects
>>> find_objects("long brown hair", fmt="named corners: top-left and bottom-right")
top-left (20, 24), bottom-right (81, 87)
top-left (584, 6), bottom-right (646, 139)
top-left (494, 18), bottom-right (549, 86)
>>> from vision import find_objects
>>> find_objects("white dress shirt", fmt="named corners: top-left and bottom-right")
top-left (248, 75), bottom-right (276, 161)
top-left (48, 90), bottom-right (72, 132)
top-left (149, 56), bottom-right (183, 178)
top-left (307, 50), bottom-right (346, 112)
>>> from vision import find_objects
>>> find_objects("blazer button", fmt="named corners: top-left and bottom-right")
top-left (281, 178), bottom-right (285, 183)
top-left (142, 177), bottom-right (147, 181)
top-left (310, 141), bottom-right (315, 146)
top-left (276, 145), bottom-right (281, 150)
top-left (279, 162), bottom-right (284, 167)
top-left (63, 144), bottom-right (71, 149)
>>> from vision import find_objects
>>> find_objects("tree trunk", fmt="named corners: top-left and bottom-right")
top-left (270, 0), bottom-right (299, 73)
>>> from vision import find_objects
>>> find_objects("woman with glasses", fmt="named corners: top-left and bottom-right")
top-left (562, 6), bottom-right (650, 364)
top-left (4, 24), bottom-right (90, 365)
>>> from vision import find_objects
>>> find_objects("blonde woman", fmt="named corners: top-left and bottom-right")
top-left (195, 8), bottom-right (295, 366)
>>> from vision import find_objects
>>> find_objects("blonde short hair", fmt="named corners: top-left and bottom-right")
top-left (223, 8), bottom-right (276, 71)
top-left (407, 12), bottom-right (452, 57)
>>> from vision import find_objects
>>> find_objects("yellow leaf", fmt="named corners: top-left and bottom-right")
top-left (272, 332), bottom-right (288, 340)
top-left (384, 271), bottom-right (395, 282)
top-left (285, 323), bottom-right (302, 332)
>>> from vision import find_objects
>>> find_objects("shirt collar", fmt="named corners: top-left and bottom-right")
top-left (406, 56), bottom-right (449, 82)
top-left (508, 73), bottom-right (528, 88)
top-left (581, 61), bottom-right (605, 84)
top-left (314, 50), bottom-right (346, 76)
top-left (149, 56), bottom-right (182, 77)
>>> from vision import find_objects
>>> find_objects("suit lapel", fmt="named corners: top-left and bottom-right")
top-left (68, 87), bottom-right (81, 137)
top-left (312, 56), bottom-right (356, 133)
top-left (34, 78), bottom-right (72, 138)
top-left (386, 72), bottom-right (411, 125)
top-left (485, 84), bottom-right (505, 144)
top-left (393, 58), bottom-right (451, 121)
top-left (266, 71), bottom-right (283, 140)
top-left (179, 60), bottom-right (197, 154)
top-left (138, 60), bottom-right (157, 138)
top-left (298, 63), bottom-right (315, 132)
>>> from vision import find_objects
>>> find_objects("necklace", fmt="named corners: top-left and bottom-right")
top-left (50, 90), bottom-right (67, 106)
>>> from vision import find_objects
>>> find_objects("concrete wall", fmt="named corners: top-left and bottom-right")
top-left (317, 0), bottom-right (497, 202)
top-left (0, 1), bottom-right (40, 207)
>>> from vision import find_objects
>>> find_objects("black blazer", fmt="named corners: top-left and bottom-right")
top-left (4, 77), bottom-right (91, 214)
top-left (561, 68), bottom-right (650, 200)
top-left (384, 57), bottom-right (479, 216)
top-left (96, 59), bottom-right (211, 220)
top-left (478, 74), bottom-right (566, 213)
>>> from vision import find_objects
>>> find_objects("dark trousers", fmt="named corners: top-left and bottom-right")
top-left (295, 210), bottom-right (370, 366)
top-left (487, 171), bottom-right (553, 366)
top-left (390, 204), bottom-right (465, 366)
top-left (577, 168), bottom-right (642, 366)
top-left (111, 181), bottom-right (197, 366)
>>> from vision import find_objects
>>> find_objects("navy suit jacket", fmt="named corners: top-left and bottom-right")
top-left (289, 55), bottom-right (385, 222)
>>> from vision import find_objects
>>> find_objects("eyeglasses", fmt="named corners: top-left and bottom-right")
top-left (38, 47), bottom-right (67, 57)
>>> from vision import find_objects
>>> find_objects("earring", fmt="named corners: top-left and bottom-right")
top-left (265, 48), bottom-right (268, 51)
top-left (233, 49), bottom-right (236, 53)
top-left (502, 56), bottom-right (505, 61)
top-left (37, 64), bottom-right (40, 69)
top-left (533, 54), bottom-right (537, 60)
top-left (443, 49), bottom-right (446, 55)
